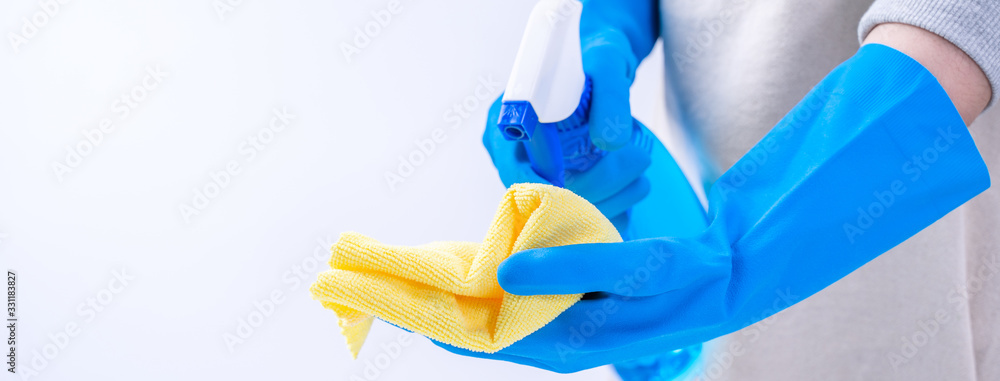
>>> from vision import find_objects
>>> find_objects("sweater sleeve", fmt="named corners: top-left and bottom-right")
top-left (858, 0), bottom-right (1000, 107)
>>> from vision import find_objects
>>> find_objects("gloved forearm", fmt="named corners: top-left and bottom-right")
top-left (688, 43), bottom-right (990, 325)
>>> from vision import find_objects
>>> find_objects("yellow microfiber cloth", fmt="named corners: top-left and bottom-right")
top-left (309, 183), bottom-right (622, 358)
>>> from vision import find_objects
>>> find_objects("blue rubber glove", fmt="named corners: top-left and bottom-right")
top-left (482, 0), bottom-right (660, 217)
top-left (484, 96), bottom-right (653, 218)
top-left (445, 43), bottom-right (991, 373)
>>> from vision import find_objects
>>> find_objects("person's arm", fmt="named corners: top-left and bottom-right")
top-left (436, 2), bottom-right (999, 373)
top-left (437, 19), bottom-right (997, 375)
top-left (865, 22), bottom-right (991, 125)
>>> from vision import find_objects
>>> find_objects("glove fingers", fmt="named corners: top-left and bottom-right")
top-left (564, 138), bottom-right (651, 203)
top-left (498, 238), bottom-right (729, 297)
top-left (496, 296), bottom-right (663, 370)
top-left (498, 295), bottom-right (714, 369)
top-left (591, 176), bottom-right (650, 218)
top-left (498, 143), bottom-right (549, 187)
top-left (583, 40), bottom-right (635, 151)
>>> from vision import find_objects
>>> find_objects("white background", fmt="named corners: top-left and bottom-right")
top-left (0, 0), bottom-right (675, 380)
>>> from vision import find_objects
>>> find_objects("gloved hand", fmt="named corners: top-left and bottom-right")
top-left (444, 43), bottom-right (991, 372)
top-left (482, 0), bottom-right (661, 218)
top-left (484, 96), bottom-right (654, 218)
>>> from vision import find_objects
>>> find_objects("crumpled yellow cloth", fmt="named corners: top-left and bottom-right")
top-left (309, 183), bottom-right (622, 358)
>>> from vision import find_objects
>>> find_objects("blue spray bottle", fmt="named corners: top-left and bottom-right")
top-left (496, 0), bottom-right (705, 379)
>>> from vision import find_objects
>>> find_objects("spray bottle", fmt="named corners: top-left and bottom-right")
top-left (496, 0), bottom-right (706, 379)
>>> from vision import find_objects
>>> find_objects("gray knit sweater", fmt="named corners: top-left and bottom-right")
top-left (859, 0), bottom-right (1000, 105)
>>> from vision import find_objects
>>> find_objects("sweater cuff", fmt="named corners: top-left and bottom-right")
top-left (858, 0), bottom-right (1000, 108)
